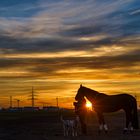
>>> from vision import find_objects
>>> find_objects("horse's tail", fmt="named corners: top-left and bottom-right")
top-left (132, 98), bottom-right (139, 129)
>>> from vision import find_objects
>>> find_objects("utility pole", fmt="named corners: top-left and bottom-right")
top-left (10, 96), bottom-right (12, 108)
top-left (15, 99), bottom-right (20, 108)
top-left (31, 87), bottom-right (35, 108)
top-left (56, 97), bottom-right (60, 122)
top-left (56, 97), bottom-right (58, 108)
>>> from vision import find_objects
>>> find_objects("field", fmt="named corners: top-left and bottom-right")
top-left (0, 110), bottom-right (140, 140)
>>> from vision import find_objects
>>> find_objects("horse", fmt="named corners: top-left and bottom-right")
top-left (73, 98), bottom-right (88, 135)
top-left (75, 85), bottom-right (139, 133)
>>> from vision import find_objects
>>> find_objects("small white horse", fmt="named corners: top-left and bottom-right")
top-left (61, 116), bottom-right (79, 136)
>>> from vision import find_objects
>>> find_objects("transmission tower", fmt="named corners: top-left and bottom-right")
top-left (28, 87), bottom-right (37, 108)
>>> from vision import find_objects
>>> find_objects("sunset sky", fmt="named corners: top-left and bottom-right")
top-left (0, 0), bottom-right (140, 108)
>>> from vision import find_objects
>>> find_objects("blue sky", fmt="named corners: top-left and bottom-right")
top-left (0, 0), bottom-right (139, 52)
top-left (0, 0), bottom-right (140, 107)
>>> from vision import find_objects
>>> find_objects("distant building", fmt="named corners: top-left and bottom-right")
top-left (42, 106), bottom-right (59, 111)
top-left (8, 107), bottom-right (23, 112)
top-left (23, 106), bottom-right (40, 111)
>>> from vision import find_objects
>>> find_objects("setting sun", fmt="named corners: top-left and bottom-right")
top-left (86, 101), bottom-right (92, 109)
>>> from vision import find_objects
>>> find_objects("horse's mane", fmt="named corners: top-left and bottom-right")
top-left (82, 86), bottom-right (99, 93)
top-left (82, 86), bottom-right (107, 96)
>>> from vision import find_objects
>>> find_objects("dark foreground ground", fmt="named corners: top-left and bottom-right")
top-left (0, 110), bottom-right (140, 140)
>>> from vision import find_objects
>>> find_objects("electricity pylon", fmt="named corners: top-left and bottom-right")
top-left (28, 87), bottom-right (38, 108)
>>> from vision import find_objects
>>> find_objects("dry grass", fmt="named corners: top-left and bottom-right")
top-left (0, 110), bottom-right (140, 140)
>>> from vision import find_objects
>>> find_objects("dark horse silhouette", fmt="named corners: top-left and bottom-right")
top-left (75, 85), bottom-right (139, 133)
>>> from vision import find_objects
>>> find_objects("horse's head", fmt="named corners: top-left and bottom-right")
top-left (73, 98), bottom-right (86, 114)
top-left (75, 85), bottom-right (101, 103)
top-left (75, 84), bottom-right (85, 101)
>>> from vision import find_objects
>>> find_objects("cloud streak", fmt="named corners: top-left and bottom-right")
top-left (0, 0), bottom-right (140, 107)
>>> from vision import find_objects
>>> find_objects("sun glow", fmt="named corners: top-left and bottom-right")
top-left (86, 101), bottom-right (92, 109)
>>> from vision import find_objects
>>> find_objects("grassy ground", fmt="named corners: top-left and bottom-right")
top-left (0, 110), bottom-right (140, 140)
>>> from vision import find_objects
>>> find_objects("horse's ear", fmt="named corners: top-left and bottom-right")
top-left (80, 84), bottom-right (82, 87)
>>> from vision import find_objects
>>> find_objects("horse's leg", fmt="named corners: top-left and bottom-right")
top-left (129, 110), bottom-right (134, 133)
top-left (81, 122), bottom-right (87, 135)
top-left (97, 112), bottom-right (108, 134)
top-left (123, 110), bottom-right (132, 134)
top-left (79, 115), bottom-right (87, 135)
top-left (97, 113), bottom-right (104, 134)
